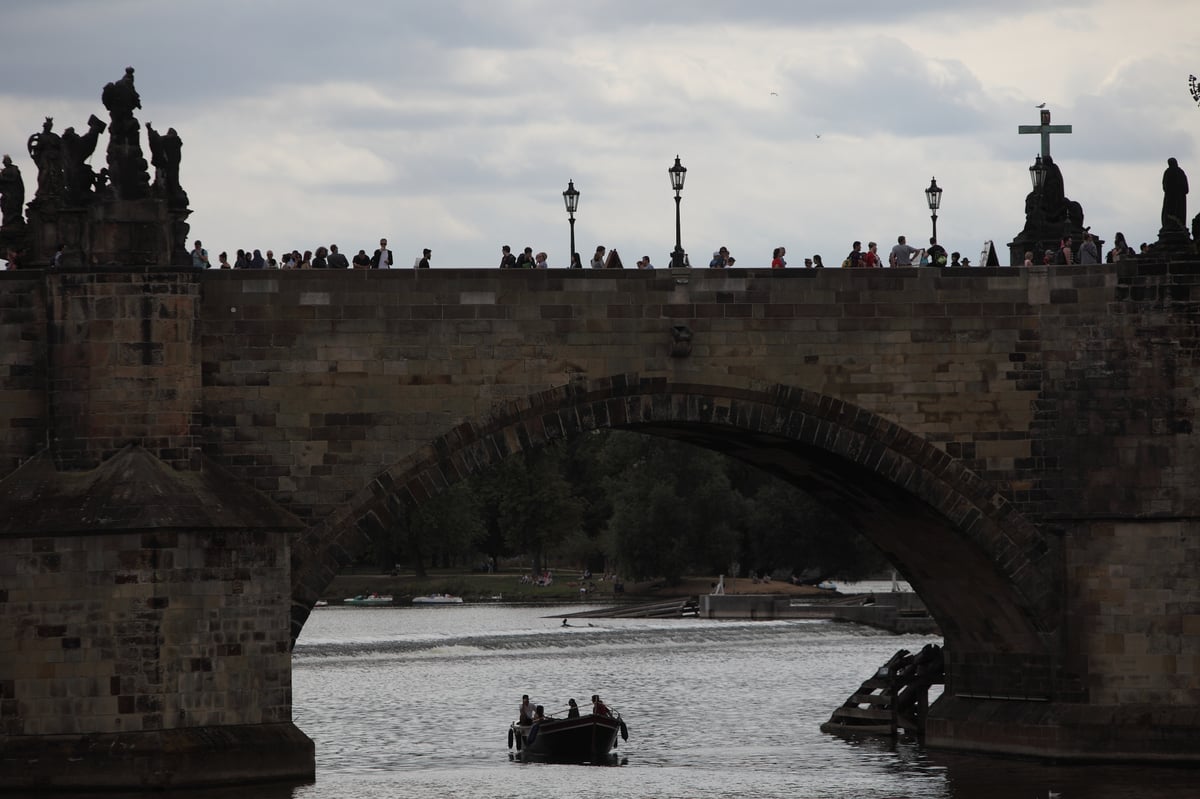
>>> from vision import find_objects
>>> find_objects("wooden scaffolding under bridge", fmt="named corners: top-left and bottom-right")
top-left (819, 644), bottom-right (944, 737)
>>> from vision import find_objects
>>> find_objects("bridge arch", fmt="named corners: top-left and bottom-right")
top-left (291, 374), bottom-right (1063, 685)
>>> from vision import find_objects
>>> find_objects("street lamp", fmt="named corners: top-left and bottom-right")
top-left (924, 177), bottom-right (942, 242)
top-left (1028, 155), bottom-right (1046, 192)
top-left (668, 155), bottom-right (688, 268)
top-left (562, 179), bottom-right (580, 268)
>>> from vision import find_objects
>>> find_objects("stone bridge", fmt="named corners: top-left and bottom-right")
top-left (2, 261), bottom-right (1200, 788)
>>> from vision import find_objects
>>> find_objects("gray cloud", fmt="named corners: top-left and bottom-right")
top-left (0, 1), bottom-right (1188, 269)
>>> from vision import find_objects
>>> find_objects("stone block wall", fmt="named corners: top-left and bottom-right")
top-left (195, 268), bottom-right (1051, 525)
top-left (46, 269), bottom-right (201, 471)
top-left (1066, 518), bottom-right (1200, 706)
top-left (0, 529), bottom-right (294, 737)
top-left (0, 272), bottom-right (46, 480)
top-left (189, 263), bottom-right (1200, 530)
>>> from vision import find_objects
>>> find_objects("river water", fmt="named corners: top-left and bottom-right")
top-left (278, 601), bottom-right (1196, 799)
top-left (56, 598), bottom-right (1199, 798)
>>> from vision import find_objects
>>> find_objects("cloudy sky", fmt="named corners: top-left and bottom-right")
top-left (0, 0), bottom-right (1195, 267)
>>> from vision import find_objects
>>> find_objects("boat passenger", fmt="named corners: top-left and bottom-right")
top-left (519, 694), bottom-right (536, 725)
top-left (567, 698), bottom-right (580, 718)
top-left (591, 694), bottom-right (611, 717)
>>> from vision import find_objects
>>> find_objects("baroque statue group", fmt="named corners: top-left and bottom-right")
top-left (0, 67), bottom-right (191, 268)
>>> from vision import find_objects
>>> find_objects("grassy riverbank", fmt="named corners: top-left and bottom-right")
top-left (324, 570), bottom-right (828, 604)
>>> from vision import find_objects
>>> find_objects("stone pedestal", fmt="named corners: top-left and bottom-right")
top-left (927, 697), bottom-right (1200, 762)
top-left (1154, 227), bottom-right (1195, 256)
top-left (0, 724), bottom-right (315, 791)
top-left (26, 204), bottom-right (89, 268)
top-left (88, 198), bottom-right (189, 267)
top-left (1008, 226), bottom-right (1100, 266)
top-left (0, 220), bottom-right (29, 266)
top-left (1009, 227), bottom-right (1065, 266)
top-left (0, 447), bottom-right (312, 790)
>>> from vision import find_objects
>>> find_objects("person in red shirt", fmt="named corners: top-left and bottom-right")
top-left (862, 242), bottom-right (881, 268)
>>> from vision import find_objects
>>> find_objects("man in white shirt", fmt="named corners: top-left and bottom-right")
top-left (371, 238), bottom-right (393, 269)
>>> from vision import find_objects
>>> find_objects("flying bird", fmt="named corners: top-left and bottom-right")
top-left (1190, 74), bottom-right (1200, 106)
top-left (770, 91), bottom-right (778, 96)
top-left (1036, 103), bottom-right (1046, 108)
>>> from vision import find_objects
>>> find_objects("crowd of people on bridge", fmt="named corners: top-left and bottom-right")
top-left (188, 237), bottom-right (432, 271)
top-left (178, 228), bottom-right (1155, 274)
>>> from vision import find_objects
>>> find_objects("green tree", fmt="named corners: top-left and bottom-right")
top-left (739, 474), bottom-right (888, 581)
top-left (599, 433), bottom-right (743, 582)
top-left (390, 481), bottom-right (485, 577)
top-left (486, 446), bottom-right (584, 576)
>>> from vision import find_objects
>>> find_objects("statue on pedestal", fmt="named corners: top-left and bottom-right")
top-left (1009, 152), bottom-right (1092, 264)
top-left (62, 115), bottom-right (107, 206)
top-left (1162, 157), bottom-right (1189, 232)
top-left (101, 66), bottom-right (150, 201)
top-left (0, 153), bottom-right (29, 267)
top-left (0, 154), bottom-right (25, 229)
top-left (147, 123), bottom-right (188, 210)
top-left (8, 67), bottom-right (190, 267)
top-left (26, 117), bottom-right (64, 202)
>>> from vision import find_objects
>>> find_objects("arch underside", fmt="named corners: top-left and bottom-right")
top-left (291, 376), bottom-right (1062, 686)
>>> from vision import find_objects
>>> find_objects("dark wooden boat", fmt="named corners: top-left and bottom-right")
top-left (508, 712), bottom-right (628, 763)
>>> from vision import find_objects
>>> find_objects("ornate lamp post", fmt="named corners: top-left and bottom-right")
top-left (562, 179), bottom-right (579, 268)
top-left (668, 156), bottom-right (688, 268)
top-left (925, 177), bottom-right (943, 242)
top-left (1028, 155), bottom-right (1046, 192)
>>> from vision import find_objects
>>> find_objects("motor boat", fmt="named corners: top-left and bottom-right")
top-left (342, 594), bottom-right (393, 606)
top-left (508, 707), bottom-right (628, 763)
top-left (411, 593), bottom-right (464, 605)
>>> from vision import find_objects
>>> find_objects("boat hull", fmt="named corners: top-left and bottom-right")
top-left (510, 714), bottom-right (623, 763)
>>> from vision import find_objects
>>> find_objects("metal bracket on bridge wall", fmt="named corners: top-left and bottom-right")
top-left (671, 325), bottom-right (693, 358)
top-left (670, 265), bottom-right (691, 285)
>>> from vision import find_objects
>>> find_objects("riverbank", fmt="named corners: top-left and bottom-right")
top-left (323, 571), bottom-right (831, 604)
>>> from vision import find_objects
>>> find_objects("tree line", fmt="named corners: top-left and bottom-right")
top-left (371, 430), bottom-right (889, 584)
